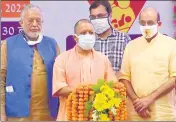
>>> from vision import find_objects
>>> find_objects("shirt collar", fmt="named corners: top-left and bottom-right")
top-left (142, 32), bottom-right (161, 44)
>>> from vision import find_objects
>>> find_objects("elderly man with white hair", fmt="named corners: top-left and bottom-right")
top-left (1, 4), bottom-right (60, 121)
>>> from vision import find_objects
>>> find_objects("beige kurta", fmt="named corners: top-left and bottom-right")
top-left (1, 40), bottom-right (60, 121)
top-left (52, 46), bottom-right (117, 121)
top-left (120, 33), bottom-right (176, 120)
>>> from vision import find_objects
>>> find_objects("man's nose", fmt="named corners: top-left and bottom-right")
top-left (32, 20), bottom-right (37, 26)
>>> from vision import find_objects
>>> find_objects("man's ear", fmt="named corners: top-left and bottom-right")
top-left (158, 21), bottom-right (162, 27)
top-left (19, 20), bottom-right (23, 27)
top-left (73, 34), bottom-right (79, 43)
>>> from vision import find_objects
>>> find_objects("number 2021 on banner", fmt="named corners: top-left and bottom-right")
top-left (1, 22), bottom-right (23, 40)
top-left (2, 1), bottom-right (30, 18)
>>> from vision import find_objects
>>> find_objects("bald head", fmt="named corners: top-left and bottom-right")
top-left (74, 19), bottom-right (95, 35)
top-left (139, 7), bottom-right (160, 25)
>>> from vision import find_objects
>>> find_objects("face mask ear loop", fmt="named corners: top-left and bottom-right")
top-left (107, 14), bottom-right (113, 29)
top-left (74, 34), bottom-right (78, 38)
top-left (74, 34), bottom-right (79, 43)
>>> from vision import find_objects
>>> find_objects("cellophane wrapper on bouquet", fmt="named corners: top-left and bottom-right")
top-left (66, 79), bottom-right (128, 121)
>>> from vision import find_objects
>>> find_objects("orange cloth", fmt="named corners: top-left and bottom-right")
top-left (52, 46), bottom-right (117, 121)
top-left (120, 33), bottom-right (176, 120)
top-left (1, 40), bottom-right (60, 121)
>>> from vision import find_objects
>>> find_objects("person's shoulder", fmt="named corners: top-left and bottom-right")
top-left (125, 36), bottom-right (143, 48)
top-left (1, 40), bottom-right (6, 45)
top-left (160, 33), bottom-right (176, 44)
top-left (93, 50), bottom-right (109, 60)
top-left (43, 35), bottom-right (57, 43)
top-left (112, 28), bottom-right (130, 38)
top-left (112, 28), bottom-right (131, 42)
top-left (55, 48), bottom-right (73, 62)
top-left (6, 33), bottom-right (21, 42)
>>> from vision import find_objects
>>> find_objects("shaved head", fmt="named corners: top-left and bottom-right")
top-left (74, 19), bottom-right (93, 34)
top-left (139, 7), bottom-right (160, 22)
top-left (73, 19), bottom-right (95, 43)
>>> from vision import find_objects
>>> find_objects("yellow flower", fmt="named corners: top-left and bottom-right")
top-left (107, 98), bottom-right (116, 108)
top-left (100, 85), bottom-right (109, 91)
top-left (93, 101), bottom-right (109, 111)
top-left (106, 88), bottom-right (114, 98)
top-left (95, 93), bottom-right (108, 102)
top-left (93, 101), bottom-right (105, 111)
top-left (99, 114), bottom-right (110, 121)
top-left (101, 102), bottom-right (109, 110)
top-left (100, 85), bottom-right (114, 98)
top-left (93, 93), bottom-right (108, 111)
top-left (114, 98), bottom-right (122, 108)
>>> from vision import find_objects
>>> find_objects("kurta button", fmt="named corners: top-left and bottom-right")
top-left (27, 84), bottom-right (31, 87)
top-left (28, 74), bottom-right (31, 77)
top-left (30, 65), bottom-right (32, 67)
top-left (30, 55), bottom-right (33, 58)
top-left (28, 95), bottom-right (31, 98)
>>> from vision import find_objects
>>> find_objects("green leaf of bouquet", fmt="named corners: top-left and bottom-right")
top-left (106, 81), bottom-right (114, 88)
top-left (91, 79), bottom-right (104, 93)
top-left (91, 85), bottom-right (100, 93)
top-left (85, 101), bottom-right (93, 117)
top-left (89, 94), bottom-right (95, 101)
top-left (97, 79), bottom-right (104, 86)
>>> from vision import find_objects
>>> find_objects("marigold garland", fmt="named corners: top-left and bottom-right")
top-left (66, 79), bottom-right (127, 121)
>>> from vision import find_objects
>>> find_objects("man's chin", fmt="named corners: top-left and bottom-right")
top-left (28, 32), bottom-right (40, 39)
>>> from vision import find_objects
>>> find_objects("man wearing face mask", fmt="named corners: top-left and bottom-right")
top-left (89, 1), bottom-right (131, 78)
top-left (1, 4), bottom-right (60, 121)
top-left (119, 7), bottom-right (176, 121)
top-left (52, 19), bottom-right (117, 121)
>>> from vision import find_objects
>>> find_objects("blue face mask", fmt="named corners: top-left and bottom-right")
top-left (76, 34), bottom-right (96, 50)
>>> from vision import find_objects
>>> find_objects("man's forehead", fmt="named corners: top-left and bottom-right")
top-left (90, 5), bottom-right (107, 15)
top-left (140, 8), bottom-right (158, 18)
top-left (140, 12), bottom-right (158, 21)
top-left (76, 23), bottom-right (93, 32)
top-left (24, 9), bottom-right (41, 17)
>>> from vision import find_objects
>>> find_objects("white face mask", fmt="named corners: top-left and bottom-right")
top-left (140, 24), bottom-right (158, 38)
top-left (23, 31), bottom-right (43, 45)
top-left (91, 18), bottom-right (110, 34)
top-left (27, 33), bottom-right (43, 45)
top-left (76, 34), bottom-right (95, 50)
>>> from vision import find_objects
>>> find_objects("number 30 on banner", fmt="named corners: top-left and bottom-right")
top-left (2, 1), bottom-right (30, 18)
top-left (1, 22), bottom-right (22, 40)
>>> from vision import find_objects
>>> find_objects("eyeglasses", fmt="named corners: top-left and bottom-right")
top-left (89, 13), bottom-right (109, 20)
top-left (139, 20), bottom-right (158, 26)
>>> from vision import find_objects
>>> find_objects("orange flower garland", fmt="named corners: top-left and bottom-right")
top-left (66, 81), bottom-right (127, 121)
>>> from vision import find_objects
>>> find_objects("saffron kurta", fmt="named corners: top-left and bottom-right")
top-left (52, 46), bottom-right (117, 121)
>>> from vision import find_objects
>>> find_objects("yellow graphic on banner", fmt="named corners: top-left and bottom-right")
top-left (109, 0), bottom-right (135, 33)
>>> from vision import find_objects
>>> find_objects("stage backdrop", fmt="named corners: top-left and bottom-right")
top-left (1, 1), bottom-right (175, 52)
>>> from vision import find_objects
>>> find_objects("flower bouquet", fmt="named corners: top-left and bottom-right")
top-left (66, 79), bottom-right (127, 121)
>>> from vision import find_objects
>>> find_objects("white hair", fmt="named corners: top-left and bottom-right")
top-left (20, 4), bottom-right (44, 20)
